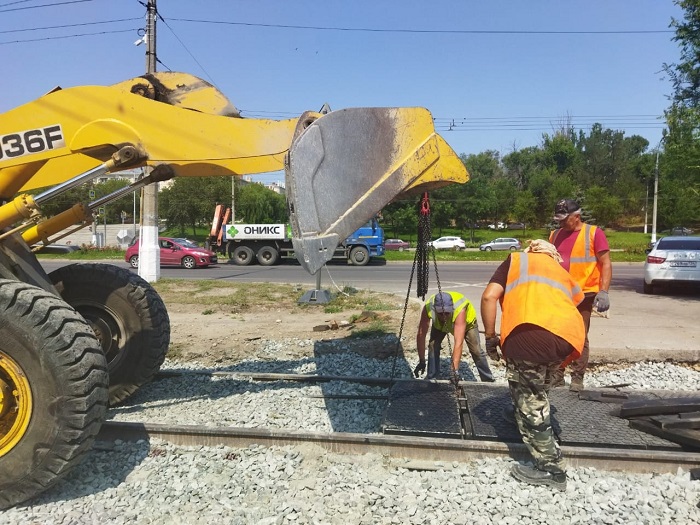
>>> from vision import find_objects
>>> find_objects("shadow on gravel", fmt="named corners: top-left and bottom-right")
top-left (56, 334), bottom-right (484, 503)
top-left (13, 440), bottom-right (150, 510)
top-left (108, 334), bottom-right (481, 435)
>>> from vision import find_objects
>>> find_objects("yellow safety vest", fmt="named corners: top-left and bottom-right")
top-left (426, 291), bottom-right (476, 333)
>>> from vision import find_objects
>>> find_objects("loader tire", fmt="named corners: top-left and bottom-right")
top-left (49, 263), bottom-right (170, 405)
top-left (0, 279), bottom-right (108, 510)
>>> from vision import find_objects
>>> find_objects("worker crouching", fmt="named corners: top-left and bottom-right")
top-left (480, 239), bottom-right (585, 490)
top-left (415, 291), bottom-right (495, 385)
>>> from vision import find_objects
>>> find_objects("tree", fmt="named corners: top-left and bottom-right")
top-left (381, 200), bottom-right (418, 240)
top-left (661, 0), bottom-right (700, 228)
top-left (583, 186), bottom-right (623, 228)
top-left (235, 183), bottom-right (287, 223)
top-left (93, 178), bottom-right (137, 224)
top-left (160, 176), bottom-right (230, 236)
top-left (512, 191), bottom-right (538, 230)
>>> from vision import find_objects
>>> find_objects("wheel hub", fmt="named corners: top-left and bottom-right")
top-left (0, 351), bottom-right (32, 458)
top-left (86, 314), bottom-right (122, 370)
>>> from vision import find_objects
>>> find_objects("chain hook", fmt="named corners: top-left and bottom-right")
top-left (419, 192), bottom-right (430, 216)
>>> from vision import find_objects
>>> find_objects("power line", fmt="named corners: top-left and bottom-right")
top-left (0, 0), bottom-right (95, 13)
top-left (0, 0), bottom-right (36, 7)
top-left (0, 17), bottom-right (140, 34)
top-left (167, 17), bottom-right (673, 35)
top-left (0, 27), bottom-right (135, 45)
top-left (157, 11), bottom-right (217, 85)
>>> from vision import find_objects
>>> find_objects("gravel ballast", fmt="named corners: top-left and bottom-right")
top-left (2, 351), bottom-right (699, 525)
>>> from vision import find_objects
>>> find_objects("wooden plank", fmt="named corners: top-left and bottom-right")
top-left (628, 419), bottom-right (700, 449)
top-left (619, 397), bottom-right (700, 418)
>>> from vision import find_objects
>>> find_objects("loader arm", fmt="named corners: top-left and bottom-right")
top-left (0, 71), bottom-right (468, 275)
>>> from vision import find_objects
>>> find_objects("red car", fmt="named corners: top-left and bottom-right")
top-left (125, 237), bottom-right (218, 269)
top-left (384, 238), bottom-right (411, 251)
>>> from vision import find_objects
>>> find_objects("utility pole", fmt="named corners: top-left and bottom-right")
top-left (651, 145), bottom-right (661, 244)
top-left (644, 182), bottom-right (649, 234)
top-left (231, 177), bottom-right (235, 223)
top-left (138, 0), bottom-right (160, 282)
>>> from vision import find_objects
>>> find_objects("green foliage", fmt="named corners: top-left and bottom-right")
top-left (512, 191), bottom-right (538, 227)
top-left (160, 176), bottom-right (231, 236)
top-left (236, 183), bottom-right (287, 223)
top-left (157, 177), bottom-right (286, 236)
top-left (583, 186), bottom-right (623, 227)
top-left (659, 1), bottom-right (700, 230)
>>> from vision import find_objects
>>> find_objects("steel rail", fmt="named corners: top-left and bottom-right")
top-left (97, 421), bottom-right (700, 475)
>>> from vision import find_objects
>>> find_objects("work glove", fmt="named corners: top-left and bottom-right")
top-left (413, 360), bottom-right (426, 378)
top-left (485, 336), bottom-right (501, 361)
top-left (450, 369), bottom-right (461, 388)
top-left (593, 290), bottom-right (610, 312)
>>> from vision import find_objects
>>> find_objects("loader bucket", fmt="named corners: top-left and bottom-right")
top-left (285, 107), bottom-right (469, 274)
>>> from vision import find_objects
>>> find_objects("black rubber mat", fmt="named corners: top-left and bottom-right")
top-left (464, 384), bottom-right (685, 450)
top-left (383, 381), bottom-right (462, 438)
top-left (383, 381), bottom-right (693, 449)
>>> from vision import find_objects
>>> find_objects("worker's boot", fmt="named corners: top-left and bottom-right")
top-left (570, 375), bottom-right (584, 392)
top-left (510, 464), bottom-right (567, 491)
top-left (548, 367), bottom-right (565, 388)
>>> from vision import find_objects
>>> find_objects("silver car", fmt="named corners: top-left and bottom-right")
top-left (479, 237), bottom-right (522, 251)
top-left (644, 236), bottom-right (700, 294)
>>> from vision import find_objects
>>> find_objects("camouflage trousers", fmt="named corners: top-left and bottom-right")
top-left (505, 358), bottom-right (565, 474)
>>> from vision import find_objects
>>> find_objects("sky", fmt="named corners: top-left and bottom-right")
top-left (1, 0), bottom-right (684, 185)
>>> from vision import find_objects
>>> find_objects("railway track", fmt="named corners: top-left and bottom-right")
top-left (102, 370), bottom-right (700, 476)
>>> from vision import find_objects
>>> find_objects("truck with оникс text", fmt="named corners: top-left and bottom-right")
top-left (208, 205), bottom-right (384, 267)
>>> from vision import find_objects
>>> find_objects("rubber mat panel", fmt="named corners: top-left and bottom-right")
top-left (462, 384), bottom-right (683, 450)
top-left (383, 381), bottom-right (462, 438)
top-left (463, 384), bottom-right (522, 442)
top-left (550, 390), bottom-right (683, 449)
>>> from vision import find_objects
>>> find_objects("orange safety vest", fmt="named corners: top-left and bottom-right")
top-left (500, 252), bottom-right (586, 363)
top-left (550, 224), bottom-right (602, 293)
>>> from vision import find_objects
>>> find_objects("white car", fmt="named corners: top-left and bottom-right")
top-left (428, 236), bottom-right (466, 250)
top-left (644, 236), bottom-right (700, 294)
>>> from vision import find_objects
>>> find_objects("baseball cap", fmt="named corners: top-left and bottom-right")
top-left (553, 199), bottom-right (581, 221)
top-left (433, 292), bottom-right (454, 314)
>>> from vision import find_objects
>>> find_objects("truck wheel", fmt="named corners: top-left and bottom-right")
top-left (49, 263), bottom-right (170, 405)
top-left (349, 246), bottom-right (370, 266)
top-left (0, 279), bottom-right (108, 510)
top-left (231, 245), bottom-right (255, 266)
top-left (257, 246), bottom-right (279, 266)
top-left (181, 255), bottom-right (197, 269)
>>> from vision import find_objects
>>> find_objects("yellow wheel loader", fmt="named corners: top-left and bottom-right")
top-left (0, 71), bottom-right (469, 508)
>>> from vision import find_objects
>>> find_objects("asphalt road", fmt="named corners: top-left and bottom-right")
top-left (40, 259), bottom-right (700, 362)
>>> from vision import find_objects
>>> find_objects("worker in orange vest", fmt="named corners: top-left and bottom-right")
top-left (549, 199), bottom-right (612, 392)
top-left (481, 239), bottom-right (585, 490)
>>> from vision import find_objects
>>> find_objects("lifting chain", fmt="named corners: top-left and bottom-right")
top-left (387, 192), bottom-right (451, 389)
top-left (416, 193), bottom-right (432, 299)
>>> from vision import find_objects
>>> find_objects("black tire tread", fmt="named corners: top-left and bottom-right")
top-left (0, 279), bottom-right (108, 510)
top-left (49, 263), bottom-right (170, 405)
